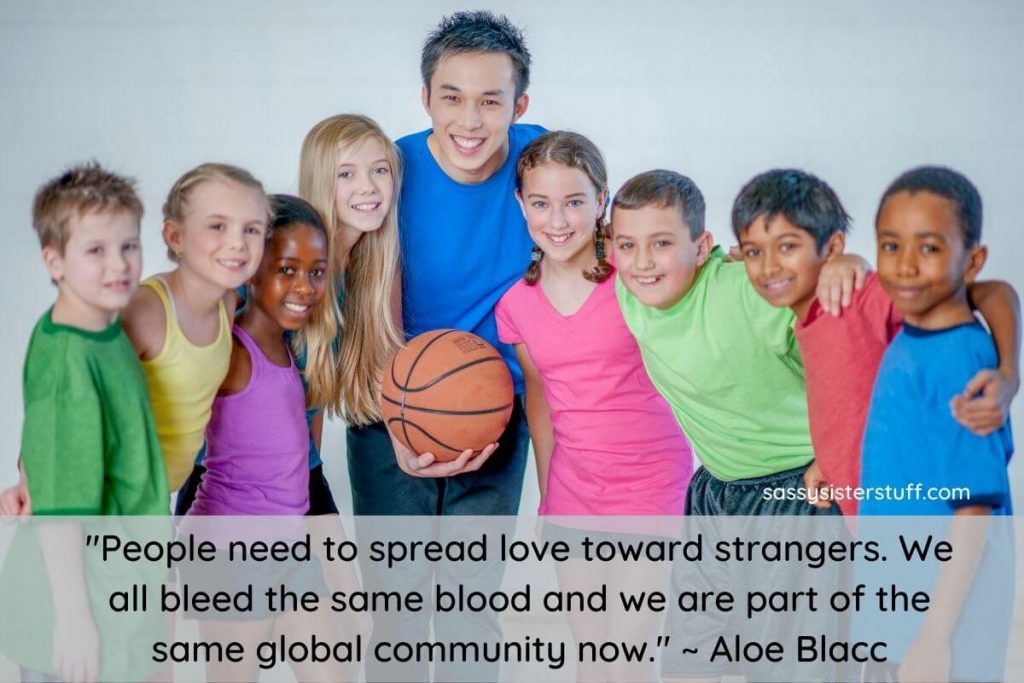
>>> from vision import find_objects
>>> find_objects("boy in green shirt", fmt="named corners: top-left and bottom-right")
top-left (613, 169), bottom-right (824, 512)
top-left (0, 163), bottom-right (169, 682)
top-left (613, 170), bottom-right (840, 681)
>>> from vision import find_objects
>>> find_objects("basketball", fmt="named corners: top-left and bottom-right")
top-left (381, 330), bottom-right (515, 462)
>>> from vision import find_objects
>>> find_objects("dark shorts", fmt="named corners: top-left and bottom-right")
top-left (685, 463), bottom-right (842, 516)
top-left (174, 463), bottom-right (338, 516)
top-left (662, 465), bottom-right (847, 681)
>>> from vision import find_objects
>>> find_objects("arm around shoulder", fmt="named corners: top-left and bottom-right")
top-left (952, 280), bottom-right (1021, 434)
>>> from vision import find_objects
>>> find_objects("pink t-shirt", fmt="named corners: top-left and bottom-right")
top-left (496, 276), bottom-right (693, 515)
top-left (795, 273), bottom-right (902, 516)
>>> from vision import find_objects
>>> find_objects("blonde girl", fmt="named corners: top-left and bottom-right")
top-left (297, 113), bottom-right (405, 509)
top-left (125, 163), bottom-right (269, 493)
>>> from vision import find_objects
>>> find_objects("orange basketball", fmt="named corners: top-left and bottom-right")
top-left (381, 330), bottom-right (514, 462)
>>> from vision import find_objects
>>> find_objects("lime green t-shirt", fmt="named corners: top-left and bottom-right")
top-left (615, 247), bottom-right (813, 480)
top-left (20, 310), bottom-right (169, 514)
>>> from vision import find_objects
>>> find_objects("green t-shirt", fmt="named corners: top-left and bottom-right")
top-left (615, 247), bottom-right (813, 480)
top-left (21, 310), bottom-right (169, 514)
top-left (0, 312), bottom-right (171, 679)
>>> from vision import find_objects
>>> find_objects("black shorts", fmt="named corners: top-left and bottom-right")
top-left (662, 465), bottom-right (847, 681)
top-left (174, 463), bottom-right (339, 516)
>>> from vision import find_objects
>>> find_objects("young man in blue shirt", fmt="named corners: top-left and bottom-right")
top-left (345, 12), bottom-right (544, 682)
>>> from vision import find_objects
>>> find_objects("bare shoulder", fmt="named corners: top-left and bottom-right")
top-left (122, 284), bottom-right (167, 361)
top-left (218, 336), bottom-right (252, 397)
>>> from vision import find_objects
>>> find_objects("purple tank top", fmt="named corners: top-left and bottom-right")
top-left (189, 325), bottom-right (310, 515)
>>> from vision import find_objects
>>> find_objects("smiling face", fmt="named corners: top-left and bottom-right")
top-left (44, 208), bottom-right (142, 328)
top-left (422, 51), bottom-right (529, 184)
top-left (333, 135), bottom-right (395, 240)
top-left (876, 190), bottom-right (985, 329)
top-left (518, 163), bottom-right (605, 270)
top-left (165, 179), bottom-right (267, 292)
top-left (612, 204), bottom-right (713, 309)
top-left (739, 214), bottom-right (844, 320)
top-left (250, 224), bottom-right (328, 331)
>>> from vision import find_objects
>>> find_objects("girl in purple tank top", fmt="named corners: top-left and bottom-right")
top-left (186, 195), bottom-right (347, 682)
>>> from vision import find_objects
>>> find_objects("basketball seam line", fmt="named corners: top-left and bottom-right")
top-left (381, 395), bottom-right (514, 416)
top-left (397, 329), bottom-right (457, 454)
top-left (386, 417), bottom-right (467, 456)
top-left (395, 356), bottom-right (505, 393)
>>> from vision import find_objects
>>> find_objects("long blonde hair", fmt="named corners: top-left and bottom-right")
top-left (299, 114), bottom-right (403, 426)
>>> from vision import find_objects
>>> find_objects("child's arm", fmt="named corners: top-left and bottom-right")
top-left (38, 521), bottom-right (100, 683)
top-left (311, 411), bottom-right (324, 452)
top-left (0, 459), bottom-right (30, 516)
top-left (951, 281), bottom-right (1021, 435)
top-left (816, 253), bottom-right (870, 316)
top-left (515, 344), bottom-right (554, 502)
top-left (120, 286), bottom-right (166, 361)
top-left (897, 505), bottom-right (991, 683)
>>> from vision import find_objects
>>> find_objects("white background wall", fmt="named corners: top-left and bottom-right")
top-left (1, 1), bottom-right (1021, 512)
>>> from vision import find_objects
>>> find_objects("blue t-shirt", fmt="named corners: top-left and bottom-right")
top-left (856, 321), bottom-right (1014, 680)
top-left (861, 320), bottom-right (1013, 515)
top-left (397, 123), bottom-right (546, 394)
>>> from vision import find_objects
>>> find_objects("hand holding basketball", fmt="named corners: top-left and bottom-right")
top-left (381, 330), bottom-right (515, 463)
top-left (389, 433), bottom-right (499, 478)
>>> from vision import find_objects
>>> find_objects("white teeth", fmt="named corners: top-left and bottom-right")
top-left (284, 303), bottom-right (309, 313)
top-left (635, 276), bottom-right (660, 285)
top-left (762, 279), bottom-right (792, 291)
top-left (351, 202), bottom-right (380, 212)
top-left (546, 232), bottom-right (573, 245)
top-left (219, 259), bottom-right (244, 268)
top-left (452, 135), bottom-right (484, 150)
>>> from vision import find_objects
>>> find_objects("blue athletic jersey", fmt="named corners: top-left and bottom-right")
top-left (856, 321), bottom-right (1014, 681)
top-left (397, 123), bottom-right (546, 394)
top-left (861, 320), bottom-right (1013, 515)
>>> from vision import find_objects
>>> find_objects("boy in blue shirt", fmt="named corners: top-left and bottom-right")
top-left (859, 166), bottom-right (1014, 682)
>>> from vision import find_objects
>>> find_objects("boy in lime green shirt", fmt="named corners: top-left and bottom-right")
top-left (613, 169), bottom-right (840, 682)
top-left (613, 170), bottom-right (819, 507)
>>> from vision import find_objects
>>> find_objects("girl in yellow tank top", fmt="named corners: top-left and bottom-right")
top-left (139, 276), bottom-right (231, 490)
top-left (120, 164), bottom-right (270, 491)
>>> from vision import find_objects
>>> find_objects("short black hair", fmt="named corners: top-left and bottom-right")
top-left (877, 166), bottom-right (982, 247)
top-left (731, 169), bottom-right (850, 251)
top-left (269, 194), bottom-right (327, 237)
top-left (612, 170), bottom-right (705, 239)
top-left (421, 10), bottom-right (531, 100)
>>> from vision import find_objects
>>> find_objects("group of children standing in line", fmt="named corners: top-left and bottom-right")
top-left (1, 8), bottom-right (1019, 683)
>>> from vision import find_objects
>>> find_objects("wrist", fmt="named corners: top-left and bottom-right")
top-left (918, 618), bottom-right (954, 642)
top-left (997, 364), bottom-right (1019, 391)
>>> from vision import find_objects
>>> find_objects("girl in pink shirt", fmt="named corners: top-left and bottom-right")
top-left (495, 131), bottom-right (693, 682)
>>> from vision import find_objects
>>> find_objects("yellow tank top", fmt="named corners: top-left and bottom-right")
top-left (140, 277), bottom-right (231, 491)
